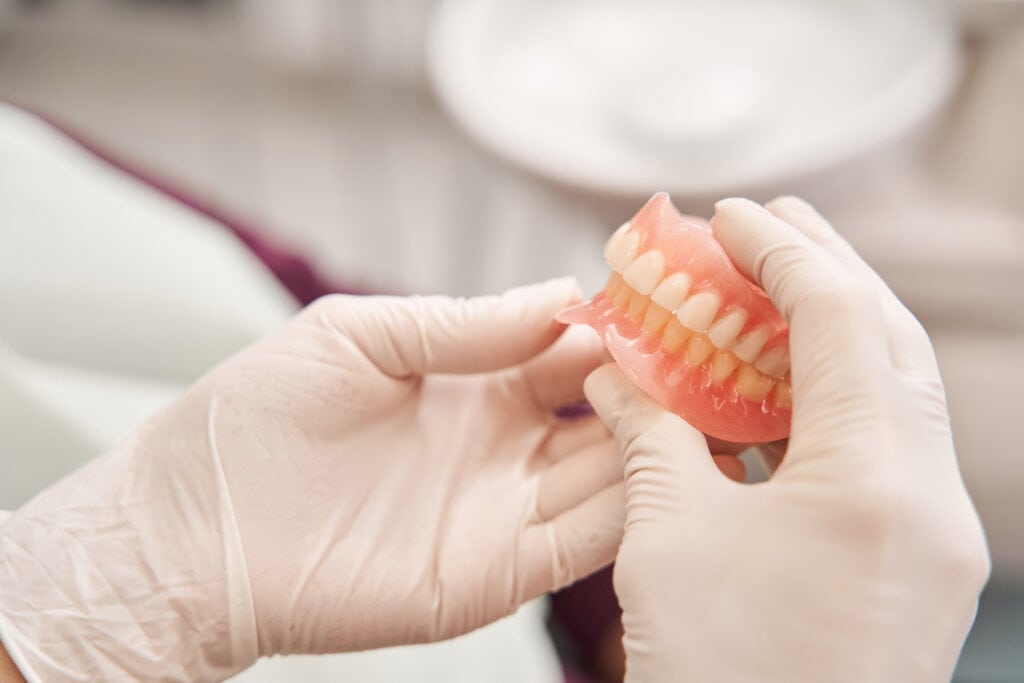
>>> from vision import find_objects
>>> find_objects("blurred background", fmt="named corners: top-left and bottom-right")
top-left (0, 0), bottom-right (1021, 681)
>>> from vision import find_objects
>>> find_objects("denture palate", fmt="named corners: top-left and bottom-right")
top-left (602, 223), bottom-right (792, 406)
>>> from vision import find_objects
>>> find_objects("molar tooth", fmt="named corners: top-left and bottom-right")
top-left (606, 226), bottom-right (640, 272)
top-left (736, 365), bottom-right (776, 401)
top-left (733, 325), bottom-right (771, 363)
top-left (622, 250), bottom-right (666, 295)
top-left (676, 291), bottom-right (722, 332)
top-left (650, 272), bottom-right (692, 311)
top-left (627, 291), bottom-right (650, 322)
top-left (707, 308), bottom-right (749, 350)
top-left (755, 346), bottom-right (791, 378)
top-left (709, 350), bottom-right (740, 384)
top-left (771, 380), bottom-right (793, 409)
top-left (686, 333), bottom-right (714, 366)
top-left (642, 304), bottom-right (672, 336)
top-left (661, 316), bottom-right (692, 352)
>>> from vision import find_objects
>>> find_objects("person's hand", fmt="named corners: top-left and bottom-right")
top-left (0, 279), bottom-right (625, 682)
top-left (586, 197), bottom-right (990, 682)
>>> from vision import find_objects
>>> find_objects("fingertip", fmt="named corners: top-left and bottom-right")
top-left (710, 197), bottom-right (783, 284)
top-left (713, 196), bottom-right (762, 214)
top-left (502, 277), bottom-right (582, 318)
top-left (583, 363), bottom-right (637, 416)
top-left (764, 196), bottom-right (839, 244)
top-left (764, 195), bottom-right (814, 214)
top-left (539, 276), bottom-right (584, 305)
top-left (583, 362), bottom-right (623, 397)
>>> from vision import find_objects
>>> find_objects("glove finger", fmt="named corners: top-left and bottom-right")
top-left (764, 196), bottom-right (940, 381)
top-left (316, 278), bottom-right (581, 378)
top-left (520, 324), bottom-right (607, 412)
top-left (710, 198), bottom-right (892, 431)
top-left (536, 439), bottom-right (622, 521)
top-left (541, 415), bottom-right (611, 462)
top-left (521, 482), bottom-right (625, 599)
top-left (584, 364), bottom-right (721, 499)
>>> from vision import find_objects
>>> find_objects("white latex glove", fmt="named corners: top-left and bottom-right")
top-left (585, 197), bottom-right (990, 683)
top-left (0, 279), bottom-right (625, 682)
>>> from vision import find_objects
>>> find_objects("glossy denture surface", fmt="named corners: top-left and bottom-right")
top-left (562, 193), bottom-right (792, 442)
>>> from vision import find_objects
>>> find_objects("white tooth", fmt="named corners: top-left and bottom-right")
top-left (707, 308), bottom-right (749, 349)
top-left (733, 325), bottom-right (771, 363)
top-left (602, 223), bottom-right (630, 268)
top-left (622, 250), bottom-right (666, 295)
top-left (675, 291), bottom-right (721, 332)
top-left (606, 227), bottom-right (641, 273)
top-left (755, 346), bottom-right (790, 378)
top-left (650, 272), bottom-right (692, 311)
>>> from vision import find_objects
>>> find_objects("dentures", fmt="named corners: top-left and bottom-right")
top-left (560, 193), bottom-right (792, 443)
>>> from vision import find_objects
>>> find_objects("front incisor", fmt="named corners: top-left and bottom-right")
top-left (650, 272), bottom-right (692, 311)
top-left (607, 229), bottom-right (640, 272)
top-left (603, 223), bottom-right (631, 269)
top-left (676, 291), bottom-right (722, 332)
top-left (622, 251), bottom-right (667, 295)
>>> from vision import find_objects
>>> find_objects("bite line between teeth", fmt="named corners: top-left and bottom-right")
top-left (603, 245), bottom-right (791, 400)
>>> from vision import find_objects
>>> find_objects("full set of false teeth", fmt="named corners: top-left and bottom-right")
top-left (602, 222), bottom-right (792, 405)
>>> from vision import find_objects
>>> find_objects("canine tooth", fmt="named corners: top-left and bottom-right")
top-left (736, 365), bottom-right (775, 401)
top-left (755, 346), bottom-right (790, 378)
top-left (606, 227), bottom-right (640, 273)
top-left (613, 282), bottom-right (633, 309)
top-left (642, 304), bottom-right (672, 336)
top-left (733, 325), bottom-right (771, 363)
top-left (661, 316), bottom-right (692, 352)
top-left (676, 291), bottom-right (722, 332)
top-left (709, 350), bottom-right (740, 384)
top-left (707, 308), bottom-right (749, 350)
top-left (603, 272), bottom-right (624, 298)
top-left (622, 251), bottom-right (666, 295)
top-left (686, 333), bottom-right (714, 366)
top-left (650, 272), bottom-right (692, 311)
top-left (628, 291), bottom-right (650, 322)
top-left (772, 380), bottom-right (793, 408)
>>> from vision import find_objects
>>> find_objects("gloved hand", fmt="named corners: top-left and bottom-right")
top-left (586, 197), bottom-right (990, 683)
top-left (0, 279), bottom-right (625, 682)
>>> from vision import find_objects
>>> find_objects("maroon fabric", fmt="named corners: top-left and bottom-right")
top-left (551, 565), bottom-right (622, 676)
top-left (16, 103), bottom-right (622, 681)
